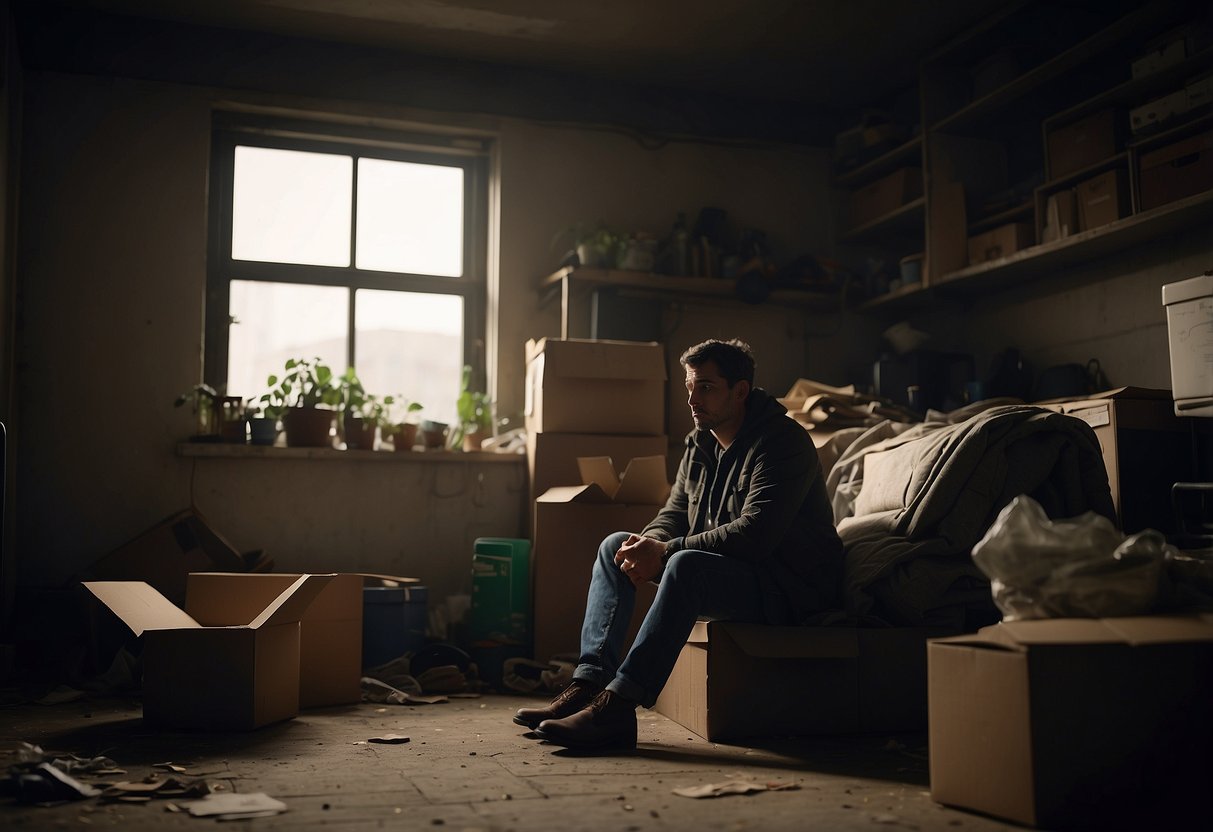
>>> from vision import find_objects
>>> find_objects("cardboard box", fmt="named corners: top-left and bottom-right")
top-left (847, 167), bottom-right (922, 230)
top-left (1047, 109), bottom-right (1117, 179)
top-left (1130, 88), bottom-right (1190, 134)
top-left (929, 616), bottom-right (1213, 829)
top-left (531, 456), bottom-right (670, 663)
top-left (1139, 131), bottom-right (1213, 211)
top-left (527, 430), bottom-right (669, 512)
top-left (1039, 387), bottom-right (1205, 535)
top-left (1040, 188), bottom-right (1077, 243)
top-left (654, 621), bottom-right (948, 741)
top-left (524, 338), bottom-right (667, 436)
top-left (185, 572), bottom-right (376, 708)
top-left (1076, 169), bottom-right (1126, 231)
top-left (1164, 274), bottom-right (1213, 416)
top-left (84, 574), bottom-right (334, 730)
top-left (967, 221), bottom-right (1033, 264)
top-left (83, 509), bottom-right (250, 606)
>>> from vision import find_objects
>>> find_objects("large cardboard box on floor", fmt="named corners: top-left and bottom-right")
top-left (184, 572), bottom-right (405, 708)
top-left (531, 455), bottom-right (670, 663)
top-left (654, 621), bottom-right (946, 741)
top-left (84, 574), bottom-right (334, 730)
top-left (929, 616), bottom-right (1213, 829)
top-left (525, 337), bottom-right (667, 435)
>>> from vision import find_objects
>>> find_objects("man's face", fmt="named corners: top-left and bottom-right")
top-left (685, 360), bottom-right (747, 433)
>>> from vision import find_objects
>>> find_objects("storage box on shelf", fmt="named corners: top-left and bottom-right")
top-left (854, 0), bottom-right (1213, 310)
top-left (1138, 129), bottom-right (1213, 209)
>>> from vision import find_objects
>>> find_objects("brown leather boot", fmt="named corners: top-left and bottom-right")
top-left (534, 690), bottom-right (638, 750)
top-left (512, 679), bottom-right (602, 729)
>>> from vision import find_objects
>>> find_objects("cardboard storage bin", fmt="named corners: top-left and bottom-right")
top-left (1047, 108), bottom-right (1117, 178)
top-left (85, 574), bottom-right (334, 730)
top-left (531, 456), bottom-right (669, 663)
top-left (847, 167), bottom-right (922, 230)
top-left (654, 621), bottom-right (947, 741)
top-left (1164, 274), bottom-right (1213, 417)
top-left (362, 584), bottom-right (428, 671)
top-left (1076, 168), bottom-right (1126, 231)
top-left (1039, 386), bottom-right (1205, 534)
top-left (524, 337), bottom-right (667, 436)
top-left (1139, 131), bottom-right (1213, 211)
top-left (929, 616), bottom-right (1213, 829)
top-left (967, 221), bottom-right (1033, 265)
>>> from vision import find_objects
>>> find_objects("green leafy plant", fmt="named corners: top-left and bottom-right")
top-left (450, 365), bottom-right (493, 450)
top-left (258, 357), bottom-right (341, 421)
top-left (551, 221), bottom-right (620, 268)
top-left (174, 383), bottom-right (220, 436)
top-left (339, 368), bottom-right (398, 429)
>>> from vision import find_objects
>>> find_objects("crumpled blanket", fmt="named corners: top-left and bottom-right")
top-left (831, 405), bottom-right (1115, 628)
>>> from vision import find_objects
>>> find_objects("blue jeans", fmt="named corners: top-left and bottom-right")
top-left (573, 530), bottom-right (775, 708)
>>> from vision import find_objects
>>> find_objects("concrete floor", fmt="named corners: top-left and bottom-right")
top-left (0, 690), bottom-right (1026, 831)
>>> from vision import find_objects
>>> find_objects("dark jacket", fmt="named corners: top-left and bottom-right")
top-left (641, 387), bottom-right (844, 623)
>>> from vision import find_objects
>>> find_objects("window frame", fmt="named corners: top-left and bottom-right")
top-left (203, 113), bottom-right (490, 397)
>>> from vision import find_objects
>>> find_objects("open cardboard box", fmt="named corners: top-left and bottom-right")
top-left (654, 620), bottom-right (949, 741)
top-left (531, 455), bottom-right (670, 662)
top-left (184, 572), bottom-right (416, 708)
top-left (84, 574), bottom-right (334, 730)
top-left (929, 615), bottom-right (1213, 828)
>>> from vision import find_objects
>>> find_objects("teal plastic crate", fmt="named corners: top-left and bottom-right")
top-left (470, 537), bottom-right (531, 648)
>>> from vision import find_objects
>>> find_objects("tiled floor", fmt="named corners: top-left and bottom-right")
top-left (0, 690), bottom-right (1028, 831)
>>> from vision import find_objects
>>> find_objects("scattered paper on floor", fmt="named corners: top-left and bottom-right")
top-left (673, 779), bottom-right (800, 799)
top-left (181, 792), bottom-right (287, 819)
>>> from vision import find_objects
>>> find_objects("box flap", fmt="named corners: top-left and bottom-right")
top-left (250, 574), bottom-right (336, 629)
top-left (573, 455), bottom-right (670, 505)
top-left (577, 456), bottom-right (622, 497)
top-left (83, 581), bottom-right (200, 636)
top-left (988, 615), bottom-right (1213, 647)
top-left (1099, 615), bottom-right (1213, 645)
top-left (526, 337), bottom-right (666, 382)
top-left (536, 483), bottom-right (615, 504)
top-left (360, 573), bottom-right (421, 587)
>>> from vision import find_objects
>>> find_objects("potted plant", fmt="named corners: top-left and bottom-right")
top-left (259, 357), bottom-right (341, 448)
top-left (450, 365), bottom-right (493, 452)
top-left (552, 221), bottom-right (620, 269)
top-left (387, 400), bottom-right (424, 452)
top-left (245, 406), bottom-right (279, 446)
top-left (339, 368), bottom-right (396, 450)
top-left (174, 383), bottom-right (220, 442)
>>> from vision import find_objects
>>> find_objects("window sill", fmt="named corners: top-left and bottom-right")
top-left (176, 443), bottom-right (526, 464)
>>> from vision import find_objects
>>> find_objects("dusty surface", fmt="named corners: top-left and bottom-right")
top-left (1, 692), bottom-right (1023, 830)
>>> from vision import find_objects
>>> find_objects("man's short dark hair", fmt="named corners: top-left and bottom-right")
top-left (679, 339), bottom-right (756, 387)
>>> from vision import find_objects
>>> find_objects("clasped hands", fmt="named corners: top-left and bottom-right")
top-left (613, 534), bottom-right (665, 587)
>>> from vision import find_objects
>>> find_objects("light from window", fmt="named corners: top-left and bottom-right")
top-left (356, 158), bottom-right (464, 277)
top-left (355, 289), bottom-right (463, 424)
top-left (231, 146), bottom-right (352, 266)
top-left (227, 280), bottom-right (348, 401)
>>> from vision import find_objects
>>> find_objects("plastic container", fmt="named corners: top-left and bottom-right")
top-left (899, 252), bottom-right (924, 286)
top-left (362, 585), bottom-right (428, 670)
top-left (1163, 273), bottom-right (1213, 417)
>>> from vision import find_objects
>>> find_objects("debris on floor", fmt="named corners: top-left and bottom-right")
top-left (361, 676), bottom-right (447, 705)
top-left (176, 791), bottom-right (287, 820)
top-left (367, 734), bottom-right (411, 744)
top-left (673, 778), bottom-right (801, 799)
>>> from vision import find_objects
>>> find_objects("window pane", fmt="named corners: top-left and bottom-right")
top-left (356, 158), bottom-right (463, 277)
top-left (355, 289), bottom-right (462, 425)
top-left (227, 281), bottom-right (349, 400)
top-left (232, 146), bottom-right (352, 267)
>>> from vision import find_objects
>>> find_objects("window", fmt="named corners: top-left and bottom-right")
top-left (205, 115), bottom-right (490, 426)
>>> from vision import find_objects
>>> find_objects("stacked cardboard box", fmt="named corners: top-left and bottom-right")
top-left (524, 338), bottom-right (671, 662)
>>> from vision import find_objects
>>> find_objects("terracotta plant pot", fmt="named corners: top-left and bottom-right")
top-left (420, 420), bottom-right (448, 450)
top-left (462, 430), bottom-right (487, 452)
top-left (343, 415), bottom-right (377, 450)
top-left (393, 422), bottom-right (419, 452)
top-left (283, 407), bottom-right (335, 448)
